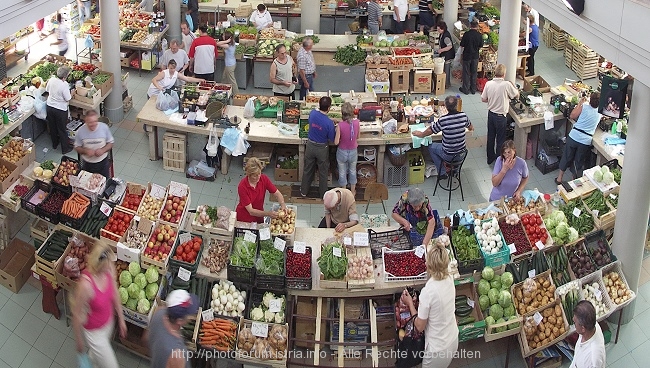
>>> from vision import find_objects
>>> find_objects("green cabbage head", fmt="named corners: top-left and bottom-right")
top-left (119, 270), bottom-right (132, 287)
top-left (118, 287), bottom-right (129, 305)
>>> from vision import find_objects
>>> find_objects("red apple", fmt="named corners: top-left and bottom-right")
top-left (157, 233), bottom-right (164, 242)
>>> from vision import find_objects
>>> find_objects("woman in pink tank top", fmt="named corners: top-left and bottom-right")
top-left (71, 243), bottom-right (126, 368)
top-left (333, 102), bottom-right (360, 196)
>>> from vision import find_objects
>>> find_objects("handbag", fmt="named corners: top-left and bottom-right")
top-left (395, 314), bottom-right (425, 368)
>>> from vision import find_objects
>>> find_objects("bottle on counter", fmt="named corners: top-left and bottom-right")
top-left (444, 216), bottom-right (451, 234)
top-left (452, 212), bottom-right (460, 227)
top-left (611, 120), bottom-right (617, 135)
top-left (456, 94), bottom-right (463, 112)
top-left (2, 109), bottom-right (8, 125)
top-left (244, 122), bottom-right (250, 134)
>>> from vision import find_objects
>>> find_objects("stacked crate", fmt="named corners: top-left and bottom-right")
top-left (564, 43), bottom-right (573, 69)
top-left (162, 132), bottom-right (186, 172)
top-left (572, 44), bottom-right (599, 80)
top-left (548, 23), bottom-right (566, 50)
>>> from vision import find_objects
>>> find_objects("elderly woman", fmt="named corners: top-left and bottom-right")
top-left (489, 140), bottom-right (529, 201)
top-left (147, 60), bottom-right (204, 99)
top-left (333, 102), bottom-right (359, 196)
top-left (236, 157), bottom-right (287, 223)
top-left (400, 243), bottom-right (458, 368)
top-left (392, 188), bottom-right (441, 246)
top-left (46, 66), bottom-right (73, 154)
top-left (270, 44), bottom-right (297, 99)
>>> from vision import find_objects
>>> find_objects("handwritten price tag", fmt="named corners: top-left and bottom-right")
top-left (134, 215), bottom-right (141, 222)
top-left (269, 299), bottom-right (282, 313)
top-left (528, 269), bottom-right (536, 278)
top-left (150, 183), bottom-right (166, 199)
top-left (572, 207), bottom-right (581, 217)
top-left (100, 202), bottom-right (112, 217)
top-left (273, 237), bottom-right (286, 252)
top-left (415, 245), bottom-right (425, 258)
top-left (533, 311), bottom-right (543, 325)
top-left (244, 230), bottom-right (257, 243)
top-left (609, 194), bottom-right (617, 200)
top-left (251, 322), bottom-right (269, 338)
top-left (333, 247), bottom-right (342, 257)
top-left (168, 182), bottom-right (188, 197)
top-left (535, 241), bottom-right (545, 250)
top-left (343, 237), bottom-right (352, 246)
top-left (179, 232), bottom-right (192, 244)
top-left (178, 267), bottom-right (191, 282)
top-left (128, 183), bottom-right (141, 195)
top-left (69, 175), bottom-right (81, 188)
top-left (305, 29), bottom-right (314, 36)
top-left (508, 243), bottom-right (516, 254)
top-left (138, 218), bottom-right (152, 233)
top-left (202, 309), bottom-right (214, 322)
top-left (594, 288), bottom-right (602, 301)
top-left (353, 232), bottom-right (369, 246)
top-left (592, 209), bottom-right (599, 217)
top-left (467, 298), bottom-right (475, 308)
top-left (293, 241), bottom-right (306, 254)
top-left (259, 227), bottom-right (271, 240)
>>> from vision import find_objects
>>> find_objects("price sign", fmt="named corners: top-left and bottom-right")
top-left (273, 237), bottom-right (286, 252)
top-left (467, 298), bottom-right (475, 308)
top-left (168, 182), bottom-right (188, 197)
top-left (251, 322), bottom-right (269, 338)
top-left (259, 227), bottom-right (271, 240)
top-left (138, 218), bottom-right (152, 233)
top-left (535, 241), bottom-right (545, 250)
top-left (69, 175), bottom-right (81, 188)
top-left (592, 210), bottom-right (599, 217)
top-left (333, 247), bottom-right (342, 257)
top-left (305, 29), bottom-right (314, 36)
top-left (100, 202), bottom-right (113, 217)
top-left (508, 243), bottom-right (516, 254)
top-left (572, 207), bottom-right (581, 217)
top-left (343, 237), bottom-right (352, 246)
top-left (202, 309), bottom-right (214, 322)
top-left (353, 232), bottom-right (369, 246)
top-left (415, 245), bottom-right (425, 258)
top-left (533, 311), bottom-right (543, 325)
top-left (528, 269), bottom-right (536, 278)
top-left (178, 267), bottom-right (191, 282)
top-left (293, 241), bottom-right (306, 254)
top-left (610, 193), bottom-right (617, 200)
top-left (150, 183), bottom-right (166, 199)
top-left (179, 232), bottom-right (192, 244)
top-left (269, 299), bottom-right (282, 313)
top-left (244, 230), bottom-right (257, 243)
top-left (594, 288), bottom-right (602, 301)
top-left (128, 183), bottom-right (142, 195)
top-left (134, 215), bottom-right (141, 222)
top-left (222, 21), bottom-right (230, 28)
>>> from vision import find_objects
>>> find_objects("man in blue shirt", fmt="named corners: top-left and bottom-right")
top-left (300, 97), bottom-right (339, 198)
top-left (556, 92), bottom-right (601, 184)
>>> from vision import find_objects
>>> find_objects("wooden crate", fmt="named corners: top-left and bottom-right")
top-left (55, 231), bottom-right (98, 290)
top-left (140, 223), bottom-right (178, 274)
top-left (235, 319), bottom-right (288, 367)
top-left (163, 132), bottom-right (186, 173)
top-left (30, 218), bottom-right (51, 242)
top-left (511, 270), bottom-right (556, 317)
top-left (518, 299), bottom-right (569, 358)
top-left (243, 142), bottom-right (275, 169)
top-left (346, 246), bottom-right (375, 290)
top-left (190, 208), bottom-right (236, 241)
top-left (549, 29), bottom-right (566, 51)
top-left (564, 44), bottom-right (573, 69)
top-left (35, 225), bottom-right (72, 285)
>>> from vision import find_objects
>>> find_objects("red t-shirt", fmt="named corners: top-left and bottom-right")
top-left (236, 174), bottom-right (278, 223)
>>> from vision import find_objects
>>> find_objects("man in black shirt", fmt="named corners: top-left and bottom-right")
top-left (459, 20), bottom-right (483, 95)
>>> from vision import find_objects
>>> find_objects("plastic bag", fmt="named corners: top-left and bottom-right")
top-left (395, 314), bottom-right (425, 368)
top-left (169, 90), bottom-right (180, 110)
top-left (156, 93), bottom-right (172, 111)
top-left (382, 118), bottom-right (398, 134)
top-left (215, 206), bottom-right (231, 229)
top-left (205, 126), bottom-right (219, 156)
top-left (33, 88), bottom-right (47, 120)
top-left (84, 35), bottom-right (94, 49)
top-left (77, 353), bottom-right (92, 368)
top-left (452, 47), bottom-right (462, 68)
top-left (63, 256), bottom-right (80, 279)
top-left (277, 122), bottom-right (298, 135)
top-left (243, 97), bottom-right (257, 118)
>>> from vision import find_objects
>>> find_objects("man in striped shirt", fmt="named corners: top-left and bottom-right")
top-left (418, 0), bottom-right (435, 34)
top-left (366, 0), bottom-right (383, 35)
top-left (180, 21), bottom-right (196, 56)
top-left (413, 95), bottom-right (473, 179)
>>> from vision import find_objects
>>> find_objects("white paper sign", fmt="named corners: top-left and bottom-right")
top-left (333, 247), bottom-right (342, 257)
top-left (535, 241), bottom-right (545, 250)
top-left (508, 243), bottom-right (516, 254)
top-left (293, 241), bottom-right (306, 254)
top-left (202, 309), bottom-right (214, 322)
top-left (415, 245), bottom-right (425, 258)
top-left (305, 29), bottom-right (314, 36)
top-left (343, 237), bottom-right (352, 246)
top-left (69, 175), bottom-right (81, 188)
top-left (222, 21), bottom-right (230, 28)
top-left (528, 269), bottom-right (536, 278)
top-left (134, 215), bottom-right (141, 222)
top-left (592, 210), bottom-right (599, 217)
top-left (269, 299), bottom-right (282, 313)
top-left (572, 208), bottom-right (581, 217)
top-left (609, 194), bottom-right (617, 200)
top-left (178, 267), bottom-right (191, 282)
top-left (168, 181), bottom-right (188, 197)
top-left (100, 202), bottom-right (113, 217)
top-left (467, 298), bottom-right (475, 308)
top-left (251, 322), bottom-right (269, 338)
top-left (353, 232), bottom-right (369, 246)
top-left (594, 288), bottom-right (602, 301)
top-left (179, 232), bottom-right (192, 244)
top-left (150, 183), bottom-right (166, 199)
top-left (244, 230), bottom-right (257, 243)
top-left (259, 227), bottom-right (271, 240)
top-left (533, 311), bottom-right (543, 325)
top-left (273, 237), bottom-right (286, 252)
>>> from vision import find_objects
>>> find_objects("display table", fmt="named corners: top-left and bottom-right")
top-left (591, 128), bottom-right (625, 167)
top-left (509, 96), bottom-right (564, 157)
top-left (0, 108), bottom-right (35, 141)
top-left (69, 88), bottom-right (113, 112)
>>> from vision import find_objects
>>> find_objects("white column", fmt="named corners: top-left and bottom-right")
top-left (166, 0), bottom-right (182, 44)
top-left (496, 0), bottom-right (522, 82)
top-left (301, 0), bottom-right (320, 33)
top-left (100, 0), bottom-right (123, 123)
top-left (443, 0), bottom-right (459, 25)
top-left (611, 81), bottom-right (650, 322)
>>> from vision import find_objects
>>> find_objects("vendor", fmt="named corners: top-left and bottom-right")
top-left (74, 110), bottom-right (114, 179)
top-left (489, 140), bottom-right (529, 201)
top-left (250, 4), bottom-right (273, 30)
top-left (147, 60), bottom-right (204, 99)
top-left (320, 189), bottom-right (359, 232)
top-left (236, 158), bottom-right (286, 223)
top-left (391, 188), bottom-right (441, 246)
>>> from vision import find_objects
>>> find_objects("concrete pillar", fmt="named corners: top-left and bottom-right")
top-left (496, 0), bottom-right (522, 82)
top-left (301, 0), bottom-right (320, 33)
top-left (166, 0), bottom-right (182, 45)
top-left (100, 0), bottom-right (124, 123)
top-left (443, 0), bottom-right (459, 25)
top-left (611, 81), bottom-right (650, 323)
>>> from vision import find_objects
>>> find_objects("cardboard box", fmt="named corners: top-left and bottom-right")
top-left (0, 238), bottom-right (35, 293)
top-left (295, 297), bottom-right (327, 348)
top-left (275, 147), bottom-right (298, 182)
top-left (375, 318), bottom-right (395, 343)
top-left (141, 54), bottom-right (157, 71)
top-left (73, 88), bottom-right (102, 106)
top-left (390, 70), bottom-right (410, 93)
top-left (121, 52), bottom-right (137, 68)
top-left (92, 71), bottom-right (114, 97)
top-left (524, 75), bottom-right (551, 93)
top-left (365, 78), bottom-right (390, 94)
top-left (412, 70), bottom-right (432, 93)
top-left (0, 159), bottom-right (19, 194)
top-left (434, 73), bottom-right (446, 96)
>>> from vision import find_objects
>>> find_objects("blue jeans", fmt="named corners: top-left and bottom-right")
top-left (336, 148), bottom-right (357, 186)
top-left (487, 111), bottom-right (507, 164)
top-left (79, 1), bottom-right (91, 23)
top-left (428, 143), bottom-right (456, 176)
top-left (368, 23), bottom-right (380, 35)
top-left (299, 74), bottom-right (314, 100)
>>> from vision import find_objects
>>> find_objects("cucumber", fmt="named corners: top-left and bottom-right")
top-left (457, 316), bottom-right (476, 325)
top-left (455, 305), bottom-right (473, 317)
top-left (455, 295), bottom-right (468, 304)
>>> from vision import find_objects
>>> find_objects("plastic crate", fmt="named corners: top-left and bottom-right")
top-left (450, 225), bottom-right (485, 275)
top-left (601, 261), bottom-right (636, 308)
top-left (36, 188), bottom-right (71, 224)
top-left (383, 160), bottom-right (408, 187)
top-left (59, 201), bottom-right (90, 230)
top-left (247, 289), bottom-right (287, 323)
top-left (476, 221), bottom-right (510, 267)
top-left (285, 246), bottom-right (312, 290)
top-left (535, 156), bottom-right (559, 175)
top-left (407, 151), bottom-right (425, 184)
top-left (51, 155), bottom-right (81, 194)
top-left (21, 180), bottom-right (51, 214)
top-left (227, 228), bottom-right (258, 285)
top-left (169, 231), bottom-right (204, 275)
top-left (368, 228), bottom-right (412, 259)
top-left (583, 230), bottom-right (617, 268)
top-left (381, 248), bottom-right (427, 282)
top-left (254, 235), bottom-right (286, 291)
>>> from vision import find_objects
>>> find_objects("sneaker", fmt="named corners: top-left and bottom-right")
top-left (459, 87), bottom-right (470, 95)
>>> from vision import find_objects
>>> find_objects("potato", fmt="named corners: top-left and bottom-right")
top-left (555, 305), bottom-right (562, 317)
top-left (547, 316), bottom-right (556, 325)
top-left (539, 332), bottom-right (546, 340)
top-left (545, 328), bottom-right (551, 336)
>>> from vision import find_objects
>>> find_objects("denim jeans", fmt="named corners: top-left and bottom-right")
top-left (299, 74), bottom-right (314, 100)
top-left (559, 135), bottom-right (591, 175)
top-left (336, 148), bottom-right (358, 186)
top-left (79, 1), bottom-right (92, 24)
top-left (487, 111), bottom-right (507, 164)
top-left (427, 143), bottom-right (456, 176)
top-left (368, 23), bottom-right (380, 35)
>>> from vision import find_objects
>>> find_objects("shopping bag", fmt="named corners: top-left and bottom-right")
top-left (156, 93), bottom-right (172, 111)
top-left (206, 126), bottom-right (219, 157)
top-left (169, 90), bottom-right (180, 111)
top-left (77, 353), bottom-right (92, 368)
top-left (243, 97), bottom-right (256, 118)
top-left (84, 35), bottom-right (94, 49)
top-left (395, 314), bottom-right (425, 368)
top-left (452, 47), bottom-right (462, 69)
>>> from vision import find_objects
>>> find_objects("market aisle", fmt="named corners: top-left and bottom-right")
top-left (0, 33), bottom-right (637, 368)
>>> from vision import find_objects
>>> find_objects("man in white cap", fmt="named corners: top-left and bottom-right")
top-left (319, 188), bottom-right (359, 232)
top-left (147, 290), bottom-right (199, 368)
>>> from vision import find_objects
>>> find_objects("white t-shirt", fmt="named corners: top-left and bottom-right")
top-left (181, 32), bottom-right (196, 55)
top-left (527, 8), bottom-right (540, 27)
top-left (74, 123), bottom-right (115, 163)
top-left (160, 49), bottom-right (189, 71)
top-left (393, 0), bottom-right (409, 22)
top-left (250, 10), bottom-right (273, 30)
top-left (570, 323), bottom-right (606, 368)
top-left (45, 77), bottom-right (72, 111)
top-left (147, 69), bottom-right (179, 97)
top-left (56, 23), bottom-right (68, 51)
top-left (418, 276), bottom-right (459, 354)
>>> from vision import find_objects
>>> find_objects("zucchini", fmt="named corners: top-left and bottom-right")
top-left (455, 305), bottom-right (473, 317)
top-left (455, 295), bottom-right (468, 305)
top-left (457, 316), bottom-right (476, 325)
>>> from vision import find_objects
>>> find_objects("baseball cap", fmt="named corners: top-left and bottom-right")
top-left (166, 290), bottom-right (199, 319)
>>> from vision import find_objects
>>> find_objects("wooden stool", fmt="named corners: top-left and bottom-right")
top-left (40, 277), bottom-right (61, 320)
top-left (516, 54), bottom-right (530, 80)
top-left (364, 183), bottom-right (389, 214)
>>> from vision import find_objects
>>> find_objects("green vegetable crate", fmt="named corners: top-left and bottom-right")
top-left (227, 228), bottom-right (259, 285)
top-left (254, 235), bottom-right (286, 291)
top-left (455, 279), bottom-right (487, 342)
top-left (169, 231), bottom-right (205, 276)
top-left (473, 268), bottom-right (522, 342)
top-left (476, 220), bottom-right (511, 268)
top-left (299, 118), bottom-right (309, 138)
top-left (451, 225), bottom-right (485, 275)
top-left (35, 225), bottom-right (73, 285)
top-left (122, 273), bottom-right (169, 329)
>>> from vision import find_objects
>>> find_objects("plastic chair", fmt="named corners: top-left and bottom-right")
top-left (364, 183), bottom-right (389, 214)
top-left (433, 148), bottom-right (468, 210)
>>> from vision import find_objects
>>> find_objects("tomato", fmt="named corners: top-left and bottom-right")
top-left (523, 217), bottom-right (529, 226)
top-left (536, 217), bottom-right (542, 225)
top-left (541, 234), bottom-right (548, 242)
top-left (193, 243), bottom-right (201, 252)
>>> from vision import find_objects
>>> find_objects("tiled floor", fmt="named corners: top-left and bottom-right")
top-left (2, 27), bottom-right (648, 368)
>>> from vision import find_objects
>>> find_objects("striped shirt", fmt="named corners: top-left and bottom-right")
top-left (418, 0), bottom-right (431, 12)
top-left (367, 2), bottom-right (382, 25)
top-left (297, 47), bottom-right (316, 74)
top-left (430, 112), bottom-right (470, 154)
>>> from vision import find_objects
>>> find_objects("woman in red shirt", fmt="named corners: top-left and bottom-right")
top-left (236, 157), bottom-right (287, 223)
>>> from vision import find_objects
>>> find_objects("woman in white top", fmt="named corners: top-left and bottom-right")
top-left (147, 60), bottom-right (204, 98)
top-left (250, 4), bottom-right (273, 30)
top-left (270, 44), bottom-right (297, 99)
top-left (401, 243), bottom-right (458, 368)
top-left (46, 66), bottom-right (74, 153)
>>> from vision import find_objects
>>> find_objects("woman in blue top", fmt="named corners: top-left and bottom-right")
top-left (524, 14), bottom-right (539, 75)
top-left (219, 31), bottom-right (239, 94)
top-left (556, 92), bottom-right (601, 184)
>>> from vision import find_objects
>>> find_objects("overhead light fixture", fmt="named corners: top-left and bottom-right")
top-left (562, 0), bottom-right (585, 15)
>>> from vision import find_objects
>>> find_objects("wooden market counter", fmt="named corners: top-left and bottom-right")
top-left (590, 128), bottom-right (625, 167)
top-left (508, 94), bottom-right (564, 157)
top-left (0, 108), bottom-right (35, 141)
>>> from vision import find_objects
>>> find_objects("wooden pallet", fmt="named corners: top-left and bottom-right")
top-left (564, 46), bottom-right (573, 69)
top-left (550, 29), bottom-right (566, 50)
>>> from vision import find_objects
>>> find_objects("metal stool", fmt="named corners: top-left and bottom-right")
top-left (433, 149), bottom-right (468, 210)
